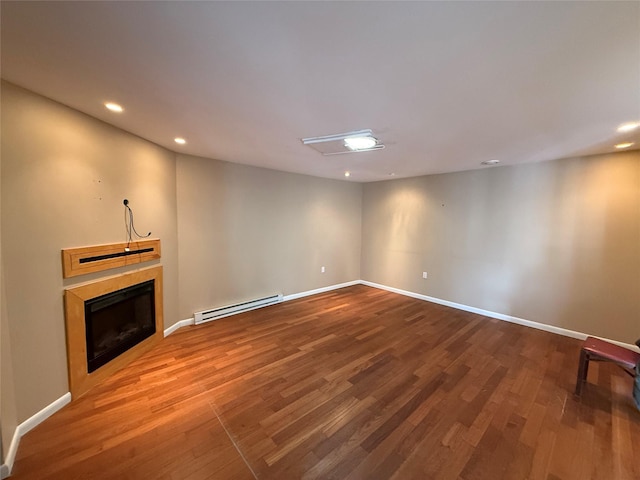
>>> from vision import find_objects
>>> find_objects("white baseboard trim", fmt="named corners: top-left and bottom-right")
top-left (360, 280), bottom-right (640, 352)
top-left (283, 280), bottom-right (361, 302)
top-left (2, 392), bottom-right (71, 477)
top-left (164, 318), bottom-right (195, 337)
top-left (164, 281), bottom-right (361, 337)
top-left (158, 279), bottom-right (640, 352)
top-left (2, 423), bottom-right (20, 478)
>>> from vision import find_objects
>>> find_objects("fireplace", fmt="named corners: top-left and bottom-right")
top-left (85, 280), bottom-right (156, 373)
top-left (64, 266), bottom-right (163, 399)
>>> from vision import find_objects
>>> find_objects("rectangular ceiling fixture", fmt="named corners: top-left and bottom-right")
top-left (301, 129), bottom-right (384, 156)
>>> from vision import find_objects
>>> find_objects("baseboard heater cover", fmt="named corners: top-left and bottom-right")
top-left (194, 294), bottom-right (283, 325)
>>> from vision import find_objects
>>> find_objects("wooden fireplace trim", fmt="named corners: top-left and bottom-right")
top-left (61, 239), bottom-right (161, 279)
top-left (64, 266), bottom-right (164, 399)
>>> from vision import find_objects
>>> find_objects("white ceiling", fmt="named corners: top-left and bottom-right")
top-left (2, 1), bottom-right (639, 182)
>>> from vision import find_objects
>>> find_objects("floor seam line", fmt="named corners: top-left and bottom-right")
top-left (209, 400), bottom-right (259, 479)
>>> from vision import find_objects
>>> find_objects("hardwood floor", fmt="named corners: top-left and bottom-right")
top-left (10, 285), bottom-right (640, 479)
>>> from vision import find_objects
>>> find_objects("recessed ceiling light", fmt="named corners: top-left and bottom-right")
top-left (615, 142), bottom-right (634, 149)
top-left (344, 171), bottom-right (351, 177)
top-left (481, 159), bottom-right (500, 165)
top-left (104, 102), bottom-right (123, 113)
top-left (344, 136), bottom-right (377, 151)
top-left (617, 122), bottom-right (640, 133)
top-left (174, 137), bottom-right (186, 145)
top-left (388, 173), bottom-right (396, 177)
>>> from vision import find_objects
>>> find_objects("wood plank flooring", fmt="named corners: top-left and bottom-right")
top-left (9, 285), bottom-right (640, 479)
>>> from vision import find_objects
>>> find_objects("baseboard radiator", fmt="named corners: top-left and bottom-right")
top-left (194, 294), bottom-right (283, 325)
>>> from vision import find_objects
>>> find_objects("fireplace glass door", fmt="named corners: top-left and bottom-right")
top-left (84, 280), bottom-right (156, 373)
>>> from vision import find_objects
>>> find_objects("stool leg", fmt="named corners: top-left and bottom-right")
top-left (575, 349), bottom-right (589, 396)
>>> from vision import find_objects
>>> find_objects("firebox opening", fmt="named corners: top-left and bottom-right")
top-left (84, 279), bottom-right (156, 373)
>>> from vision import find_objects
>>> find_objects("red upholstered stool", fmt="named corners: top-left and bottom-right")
top-left (575, 336), bottom-right (640, 396)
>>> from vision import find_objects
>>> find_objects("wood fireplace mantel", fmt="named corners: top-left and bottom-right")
top-left (64, 266), bottom-right (164, 399)
top-left (61, 239), bottom-right (161, 278)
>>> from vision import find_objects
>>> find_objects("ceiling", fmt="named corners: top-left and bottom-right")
top-left (2, 1), bottom-right (639, 182)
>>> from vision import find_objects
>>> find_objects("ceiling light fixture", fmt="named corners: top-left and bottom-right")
top-left (301, 129), bottom-right (384, 156)
top-left (481, 159), bottom-right (500, 165)
top-left (345, 136), bottom-right (377, 151)
top-left (615, 142), bottom-right (633, 149)
top-left (104, 102), bottom-right (123, 113)
top-left (617, 122), bottom-right (640, 133)
top-left (174, 137), bottom-right (186, 145)
top-left (344, 171), bottom-right (351, 177)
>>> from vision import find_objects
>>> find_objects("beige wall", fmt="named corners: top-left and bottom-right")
top-left (1, 120), bottom-right (19, 463)
top-left (176, 154), bottom-right (362, 318)
top-left (1, 268), bottom-right (18, 464)
top-left (362, 151), bottom-right (640, 343)
top-left (1, 82), bottom-right (179, 422)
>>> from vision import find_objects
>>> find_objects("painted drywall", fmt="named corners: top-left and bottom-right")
top-left (1, 130), bottom-right (18, 464)
top-left (1, 274), bottom-right (17, 467)
top-left (176, 154), bottom-right (362, 318)
top-left (362, 151), bottom-right (640, 343)
top-left (1, 82), bottom-right (179, 422)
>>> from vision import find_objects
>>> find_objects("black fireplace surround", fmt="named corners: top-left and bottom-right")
top-left (84, 280), bottom-right (156, 373)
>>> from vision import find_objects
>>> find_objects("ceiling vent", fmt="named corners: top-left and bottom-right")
top-left (301, 129), bottom-right (384, 156)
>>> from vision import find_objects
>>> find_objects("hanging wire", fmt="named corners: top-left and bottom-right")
top-left (123, 200), bottom-right (151, 249)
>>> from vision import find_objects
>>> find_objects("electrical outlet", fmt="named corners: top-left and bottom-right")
top-left (422, 271), bottom-right (428, 279)
top-left (321, 266), bottom-right (326, 273)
